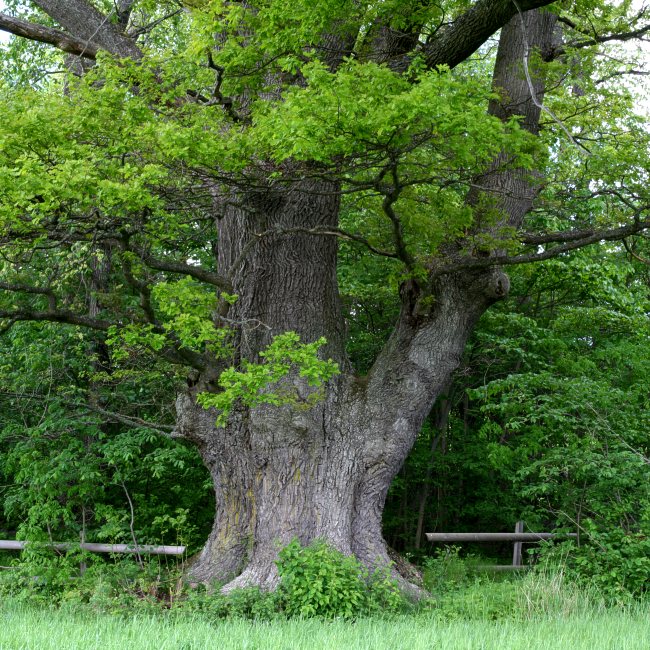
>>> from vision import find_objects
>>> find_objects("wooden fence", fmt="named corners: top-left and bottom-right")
top-left (426, 521), bottom-right (577, 569)
top-left (0, 540), bottom-right (185, 569)
top-left (0, 541), bottom-right (185, 555)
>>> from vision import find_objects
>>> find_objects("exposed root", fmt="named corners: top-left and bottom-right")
top-left (220, 562), bottom-right (280, 594)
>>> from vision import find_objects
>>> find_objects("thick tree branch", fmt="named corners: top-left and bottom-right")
top-left (0, 12), bottom-right (100, 58)
top-left (420, 0), bottom-right (556, 70)
top-left (596, 69), bottom-right (650, 84)
top-left (32, 0), bottom-right (142, 59)
top-left (0, 281), bottom-right (57, 310)
top-left (364, 19), bottom-right (421, 69)
top-left (0, 308), bottom-right (112, 331)
top-left (519, 215), bottom-right (650, 245)
top-left (0, 305), bottom-right (207, 369)
top-left (382, 166), bottom-right (416, 272)
top-left (116, 0), bottom-right (136, 31)
top-left (434, 218), bottom-right (650, 277)
top-left (119, 255), bottom-right (159, 325)
top-left (513, 1), bottom-right (592, 155)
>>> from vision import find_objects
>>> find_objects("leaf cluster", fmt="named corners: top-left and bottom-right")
top-left (197, 332), bottom-right (339, 426)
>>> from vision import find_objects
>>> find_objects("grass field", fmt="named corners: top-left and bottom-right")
top-left (1, 605), bottom-right (649, 650)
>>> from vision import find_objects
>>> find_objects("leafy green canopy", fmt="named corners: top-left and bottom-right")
top-left (0, 1), bottom-right (545, 420)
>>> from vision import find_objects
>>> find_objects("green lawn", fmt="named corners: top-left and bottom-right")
top-left (1, 606), bottom-right (649, 650)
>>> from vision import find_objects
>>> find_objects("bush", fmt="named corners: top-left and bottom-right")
top-left (0, 539), bottom-right (407, 620)
top-left (538, 530), bottom-right (650, 601)
top-left (0, 552), bottom-right (181, 612)
top-left (276, 539), bottom-right (406, 618)
top-left (178, 584), bottom-right (284, 620)
top-left (422, 546), bottom-right (472, 594)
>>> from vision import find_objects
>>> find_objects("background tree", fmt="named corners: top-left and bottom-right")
top-left (0, 0), bottom-right (649, 593)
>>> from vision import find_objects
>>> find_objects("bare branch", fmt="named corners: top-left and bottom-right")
top-left (596, 69), bottom-right (650, 84)
top-left (121, 480), bottom-right (143, 567)
top-left (134, 249), bottom-right (233, 292)
top-left (0, 390), bottom-right (175, 434)
top-left (128, 9), bottom-right (183, 38)
top-left (519, 215), bottom-right (650, 245)
top-left (623, 237), bottom-right (650, 265)
top-left (86, 404), bottom-right (175, 434)
top-left (382, 165), bottom-right (416, 271)
top-left (553, 11), bottom-right (650, 59)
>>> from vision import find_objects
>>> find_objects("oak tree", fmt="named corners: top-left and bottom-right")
top-left (1, 0), bottom-right (649, 592)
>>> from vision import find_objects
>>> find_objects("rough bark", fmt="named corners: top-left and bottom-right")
top-left (465, 9), bottom-right (558, 235)
top-left (177, 179), bottom-right (357, 590)
top-left (421, 0), bottom-right (555, 70)
top-left (32, 0), bottom-right (141, 59)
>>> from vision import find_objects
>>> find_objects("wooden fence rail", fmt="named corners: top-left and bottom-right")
top-left (425, 533), bottom-right (577, 542)
top-left (0, 541), bottom-right (185, 556)
top-left (426, 521), bottom-right (577, 569)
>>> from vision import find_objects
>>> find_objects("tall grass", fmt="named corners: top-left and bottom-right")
top-left (422, 552), bottom-right (612, 622)
top-left (516, 563), bottom-right (605, 618)
top-left (1, 565), bottom-right (648, 650)
top-left (1, 604), bottom-right (649, 650)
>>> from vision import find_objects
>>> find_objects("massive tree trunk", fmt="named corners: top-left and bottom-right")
top-left (173, 10), bottom-right (557, 593)
top-left (173, 181), bottom-right (518, 592)
top-left (175, 248), bottom-right (507, 592)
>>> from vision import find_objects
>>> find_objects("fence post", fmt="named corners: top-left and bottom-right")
top-left (512, 521), bottom-right (524, 567)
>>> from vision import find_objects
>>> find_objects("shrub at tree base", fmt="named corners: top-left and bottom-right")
top-left (541, 533), bottom-right (650, 600)
top-left (276, 539), bottom-right (406, 618)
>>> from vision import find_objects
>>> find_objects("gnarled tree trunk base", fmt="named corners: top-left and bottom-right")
top-left (176, 382), bottom-right (430, 598)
